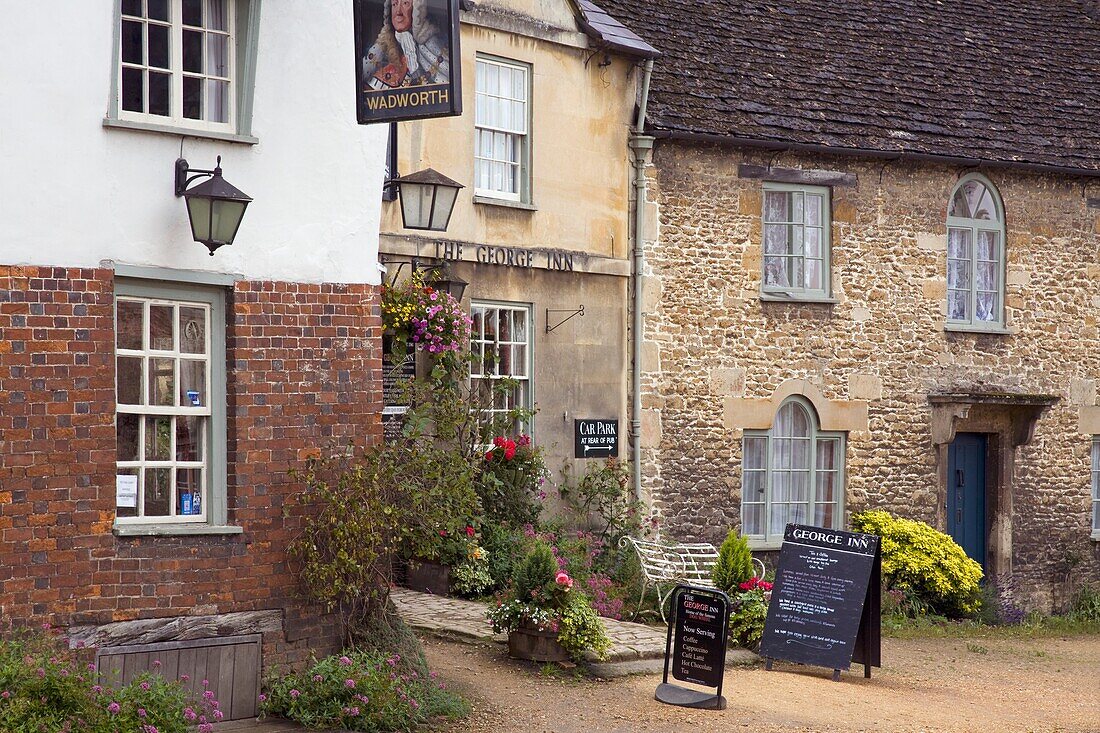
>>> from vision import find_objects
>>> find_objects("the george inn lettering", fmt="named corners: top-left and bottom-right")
top-left (434, 240), bottom-right (575, 272)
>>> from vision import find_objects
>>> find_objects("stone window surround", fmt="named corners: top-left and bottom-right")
top-left (1080, 408), bottom-right (1100, 541)
top-left (742, 395), bottom-right (846, 549)
top-left (725, 380), bottom-right (867, 550)
top-left (929, 393), bottom-right (1060, 573)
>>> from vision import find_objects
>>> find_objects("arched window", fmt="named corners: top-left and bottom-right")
top-left (947, 175), bottom-right (1006, 328)
top-left (742, 398), bottom-right (844, 547)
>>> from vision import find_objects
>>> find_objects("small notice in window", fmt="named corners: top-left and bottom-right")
top-left (116, 475), bottom-right (138, 508)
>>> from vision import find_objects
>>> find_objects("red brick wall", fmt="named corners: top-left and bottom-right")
top-left (0, 266), bottom-right (382, 670)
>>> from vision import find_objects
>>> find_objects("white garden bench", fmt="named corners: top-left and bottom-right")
top-left (620, 535), bottom-right (765, 621)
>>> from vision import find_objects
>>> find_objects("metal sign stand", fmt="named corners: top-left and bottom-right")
top-left (654, 585), bottom-right (730, 711)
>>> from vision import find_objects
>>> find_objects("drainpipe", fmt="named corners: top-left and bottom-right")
top-left (629, 58), bottom-right (654, 505)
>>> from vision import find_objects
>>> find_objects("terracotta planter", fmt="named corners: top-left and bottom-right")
top-left (507, 624), bottom-right (569, 663)
top-left (405, 559), bottom-right (451, 596)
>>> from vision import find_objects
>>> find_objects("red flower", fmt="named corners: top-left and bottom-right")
top-left (465, 526), bottom-right (475, 537)
top-left (504, 446), bottom-right (516, 460)
top-left (485, 450), bottom-right (494, 461)
top-left (493, 436), bottom-right (506, 448)
top-left (439, 530), bottom-right (447, 537)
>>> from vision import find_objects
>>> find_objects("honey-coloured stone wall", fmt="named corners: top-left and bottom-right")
top-left (637, 143), bottom-right (1100, 609)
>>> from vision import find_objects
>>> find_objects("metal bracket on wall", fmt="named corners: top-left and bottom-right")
top-left (546, 305), bottom-right (584, 334)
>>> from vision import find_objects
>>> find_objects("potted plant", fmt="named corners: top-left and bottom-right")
top-left (486, 542), bottom-right (611, 663)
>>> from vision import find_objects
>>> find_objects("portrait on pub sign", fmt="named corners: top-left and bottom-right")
top-left (354, 0), bottom-right (462, 123)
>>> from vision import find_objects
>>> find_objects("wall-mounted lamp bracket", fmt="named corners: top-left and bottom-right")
top-left (175, 157), bottom-right (222, 196)
top-left (546, 305), bottom-right (584, 333)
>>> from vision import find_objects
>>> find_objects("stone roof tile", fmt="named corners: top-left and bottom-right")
top-left (598, 0), bottom-right (1100, 171)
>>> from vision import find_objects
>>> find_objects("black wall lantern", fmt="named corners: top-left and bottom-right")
top-left (175, 156), bottom-right (253, 256)
top-left (412, 258), bottom-right (468, 302)
top-left (391, 168), bottom-right (464, 232)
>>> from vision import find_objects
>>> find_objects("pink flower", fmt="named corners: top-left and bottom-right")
top-left (312, 674), bottom-right (324, 682)
top-left (140, 681), bottom-right (151, 691)
top-left (345, 678), bottom-right (356, 688)
top-left (554, 571), bottom-right (574, 589)
top-left (1, 691), bottom-right (9, 699)
top-left (258, 694), bottom-right (268, 702)
top-left (289, 689), bottom-right (300, 699)
top-left (339, 656), bottom-right (352, 666)
top-left (107, 702), bottom-right (120, 714)
top-left (138, 708), bottom-right (147, 718)
top-left (465, 525), bottom-right (475, 537)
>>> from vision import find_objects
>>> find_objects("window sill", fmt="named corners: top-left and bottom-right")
top-left (1091, 531), bottom-right (1100, 542)
top-left (944, 323), bottom-right (1011, 335)
top-left (745, 540), bottom-right (782, 552)
top-left (103, 117), bottom-right (259, 146)
top-left (113, 523), bottom-right (244, 537)
top-left (473, 195), bottom-right (537, 212)
top-left (760, 292), bottom-right (838, 304)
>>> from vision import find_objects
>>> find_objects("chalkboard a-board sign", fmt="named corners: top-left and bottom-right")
top-left (759, 524), bottom-right (881, 681)
top-left (655, 585), bottom-right (729, 710)
top-left (574, 419), bottom-right (619, 458)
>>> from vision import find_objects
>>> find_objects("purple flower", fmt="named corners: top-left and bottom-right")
top-left (289, 689), bottom-right (300, 699)
top-left (344, 678), bottom-right (356, 688)
top-left (107, 702), bottom-right (120, 714)
top-left (339, 655), bottom-right (352, 666)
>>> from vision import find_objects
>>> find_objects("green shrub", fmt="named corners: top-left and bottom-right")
top-left (712, 530), bottom-right (754, 595)
top-left (555, 593), bottom-right (612, 661)
top-left (1069, 583), bottom-right (1100, 623)
top-left (513, 542), bottom-right (558, 602)
top-left (261, 650), bottom-right (467, 731)
top-left (557, 459), bottom-right (645, 547)
top-left (480, 522), bottom-right (525, 592)
top-left (728, 582), bottom-right (770, 650)
top-left (851, 510), bottom-right (983, 617)
top-left (0, 629), bottom-right (221, 733)
top-left (477, 435), bottom-right (548, 528)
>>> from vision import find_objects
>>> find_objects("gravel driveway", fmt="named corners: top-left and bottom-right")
top-left (424, 633), bottom-right (1100, 733)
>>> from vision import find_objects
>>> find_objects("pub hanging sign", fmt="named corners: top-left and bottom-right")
top-left (353, 0), bottom-right (463, 124)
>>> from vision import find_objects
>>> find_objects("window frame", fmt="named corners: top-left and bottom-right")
top-left (742, 397), bottom-right (845, 549)
top-left (945, 173), bottom-right (1007, 332)
top-left (106, 0), bottom-right (263, 145)
top-left (469, 300), bottom-right (534, 435)
top-left (760, 182), bottom-right (833, 301)
top-left (1092, 438), bottom-right (1100, 540)
top-left (473, 55), bottom-right (532, 204)
top-left (113, 277), bottom-right (233, 535)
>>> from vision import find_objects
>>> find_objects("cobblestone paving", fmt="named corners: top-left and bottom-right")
top-left (392, 588), bottom-right (667, 661)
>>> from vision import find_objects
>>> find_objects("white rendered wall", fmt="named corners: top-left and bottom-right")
top-left (0, 0), bottom-right (386, 285)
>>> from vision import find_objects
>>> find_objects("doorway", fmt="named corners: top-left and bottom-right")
top-left (947, 433), bottom-right (987, 569)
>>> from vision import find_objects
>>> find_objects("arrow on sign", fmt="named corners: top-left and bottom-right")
top-left (583, 445), bottom-right (614, 455)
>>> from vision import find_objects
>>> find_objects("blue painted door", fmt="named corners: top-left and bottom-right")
top-left (948, 433), bottom-right (987, 568)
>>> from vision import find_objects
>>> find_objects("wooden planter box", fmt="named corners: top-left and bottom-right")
top-left (508, 625), bottom-right (569, 663)
top-left (405, 559), bottom-right (450, 596)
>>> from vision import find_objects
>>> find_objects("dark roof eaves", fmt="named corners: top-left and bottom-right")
top-left (650, 128), bottom-right (1100, 179)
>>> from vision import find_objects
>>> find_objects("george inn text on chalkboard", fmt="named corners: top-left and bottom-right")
top-left (574, 419), bottom-right (618, 459)
top-left (759, 523), bottom-right (882, 682)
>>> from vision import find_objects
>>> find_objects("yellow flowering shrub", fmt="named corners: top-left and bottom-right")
top-left (852, 510), bottom-right (983, 617)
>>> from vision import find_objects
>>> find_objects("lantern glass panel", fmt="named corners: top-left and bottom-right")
top-left (186, 196), bottom-right (212, 241)
top-left (211, 200), bottom-right (246, 244)
top-left (429, 185), bottom-right (460, 231)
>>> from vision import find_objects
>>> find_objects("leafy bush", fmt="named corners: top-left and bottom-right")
top-left (851, 510), bottom-right (983, 617)
top-left (289, 438), bottom-right (480, 639)
top-left (449, 540), bottom-right (493, 597)
top-left (557, 459), bottom-right (648, 547)
top-left (0, 629), bottom-right (221, 733)
top-left (486, 543), bottom-right (611, 661)
top-left (477, 435), bottom-right (548, 527)
top-left (728, 577), bottom-right (772, 650)
top-left (480, 522), bottom-right (525, 592)
top-left (512, 542), bottom-right (558, 602)
top-left (261, 650), bottom-right (467, 732)
top-left (712, 530), bottom-right (755, 595)
top-left (1069, 583), bottom-right (1100, 623)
